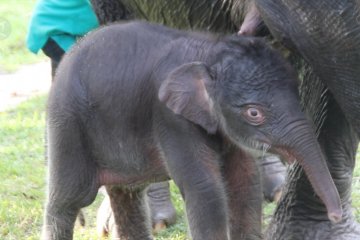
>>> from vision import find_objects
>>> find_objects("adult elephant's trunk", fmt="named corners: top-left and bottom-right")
top-left (273, 121), bottom-right (342, 223)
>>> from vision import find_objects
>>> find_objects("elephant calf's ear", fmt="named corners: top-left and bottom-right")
top-left (159, 62), bottom-right (218, 134)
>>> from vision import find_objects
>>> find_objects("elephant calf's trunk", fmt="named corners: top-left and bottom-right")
top-left (300, 157), bottom-right (342, 224)
top-left (282, 130), bottom-right (342, 223)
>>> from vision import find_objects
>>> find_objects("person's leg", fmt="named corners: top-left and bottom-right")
top-left (41, 38), bottom-right (65, 80)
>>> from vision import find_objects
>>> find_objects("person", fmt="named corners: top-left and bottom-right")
top-left (26, 0), bottom-right (99, 79)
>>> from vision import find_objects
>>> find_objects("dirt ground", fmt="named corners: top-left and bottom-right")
top-left (0, 61), bottom-right (51, 111)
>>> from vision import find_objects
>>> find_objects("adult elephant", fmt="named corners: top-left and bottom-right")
top-left (254, 1), bottom-right (360, 239)
top-left (90, 0), bottom-right (360, 239)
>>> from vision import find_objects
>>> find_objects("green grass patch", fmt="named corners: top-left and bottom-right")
top-left (0, 0), bottom-right (45, 72)
top-left (0, 95), bottom-right (47, 239)
top-left (0, 95), bottom-right (359, 239)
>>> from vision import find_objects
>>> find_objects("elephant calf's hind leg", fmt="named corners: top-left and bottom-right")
top-left (106, 186), bottom-right (153, 240)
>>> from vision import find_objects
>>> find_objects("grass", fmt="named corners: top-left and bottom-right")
top-left (0, 96), bottom-right (46, 239)
top-left (0, 0), bottom-right (45, 72)
top-left (0, 95), bottom-right (359, 239)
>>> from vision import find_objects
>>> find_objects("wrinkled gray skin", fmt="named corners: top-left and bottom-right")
top-left (90, 0), bottom-right (360, 239)
top-left (91, 0), bottom-right (286, 234)
top-left (146, 182), bottom-right (177, 231)
top-left (41, 21), bottom-right (339, 240)
top-left (254, 1), bottom-right (360, 239)
top-left (97, 157), bottom-right (285, 237)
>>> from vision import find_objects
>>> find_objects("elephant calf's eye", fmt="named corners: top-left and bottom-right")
top-left (242, 106), bottom-right (266, 126)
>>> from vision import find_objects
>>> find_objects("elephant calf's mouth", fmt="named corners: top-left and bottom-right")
top-left (270, 147), bottom-right (297, 165)
top-left (234, 137), bottom-right (273, 157)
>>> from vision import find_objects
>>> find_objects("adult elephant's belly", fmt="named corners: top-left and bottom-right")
top-left (120, 0), bottom-right (236, 32)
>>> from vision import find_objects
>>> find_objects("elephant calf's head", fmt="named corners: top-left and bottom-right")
top-left (159, 36), bottom-right (342, 223)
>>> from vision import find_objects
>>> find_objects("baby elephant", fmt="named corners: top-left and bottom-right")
top-left (42, 21), bottom-right (341, 240)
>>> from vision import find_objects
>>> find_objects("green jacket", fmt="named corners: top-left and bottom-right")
top-left (26, 0), bottom-right (99, 53)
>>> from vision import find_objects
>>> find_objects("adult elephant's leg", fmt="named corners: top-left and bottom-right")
top-left (253, 1), bottom-right (360, 238)
top-left (147, 182), bottom-right (177, 232)
top-left (266, 93), bottom-right (360, 240)
top-left (260, 155), bottom-right (286, 203)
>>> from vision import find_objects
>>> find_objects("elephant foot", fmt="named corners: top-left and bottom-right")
top-left (147, 182), bottom-right (177, 233)
top-left (152, 220), bottom-right (167, 234)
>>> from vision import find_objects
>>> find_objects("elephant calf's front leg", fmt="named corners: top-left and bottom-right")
top-left (223, 147), bottom-right (263, 240)
top-left (162, 135), bottom-right (231, 239)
